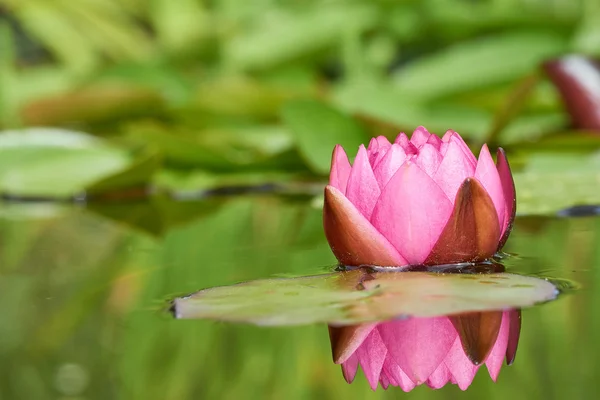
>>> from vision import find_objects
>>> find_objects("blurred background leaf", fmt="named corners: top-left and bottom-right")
top-left (282, 99), bottom-right (368, 174)
top-left (0, 0), bottom-right (599, 204)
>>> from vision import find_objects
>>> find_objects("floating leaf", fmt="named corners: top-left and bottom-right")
top-left (173, 270), bottom-right (558, 326)
top-left (513, 151), bottom-right (600, 215)
top-left (282, 99), bottom-right (369, 174)
top-left (0, 128), bottom-right (131, 197)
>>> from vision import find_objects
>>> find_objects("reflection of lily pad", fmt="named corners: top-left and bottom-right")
top-left (173, 270), bottom-right (558, 326)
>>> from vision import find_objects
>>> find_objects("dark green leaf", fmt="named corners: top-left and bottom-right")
top-left (282, 99), bottom-right (369, 174)
top-left (86, 146), bottom-right (162, 194)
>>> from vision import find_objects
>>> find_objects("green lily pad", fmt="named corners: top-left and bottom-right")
top-left (0, 128), bottom-right (131, 197)
top-left (173, 270), bottom-right (558, 326)
top-left (515, 151), bottom-right (600, 215)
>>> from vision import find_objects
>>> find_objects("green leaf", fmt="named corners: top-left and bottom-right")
top-left (0, 129), bottom-right (131, 197)
top-left (282, 99), bottom-right (369, 174)
top-left (498, 113), bottom-right (567, 145)
top-left (224, 4), bottom-right (377, 70)
top-left (125, 124), bottom-right (235, 170)
top-left (333, 81), bottom-right (490, 140)
top-left (515, 152), bottom-right (600, 215)
top-left (173, 270), bottom-right (558, 326)
top-left (393, 32), bottom-right (567, 101)
top-left (153, 169), bottom-right (302, 193)
top-left (0, 23), bottom-right (18, 127)
top-left (86, 146), bottom-right (162, 194)
top-left (126, 123), bottom-right (299, 171)
top-left (21, 83), bottom-right (164, 126)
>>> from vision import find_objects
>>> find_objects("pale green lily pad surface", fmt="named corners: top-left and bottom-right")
top-left (514, 152), bottom-right (600, 216)
top-left (0, 128), bottom-right (131, 197)
top-left (173, 270), bottom-right (558, 326)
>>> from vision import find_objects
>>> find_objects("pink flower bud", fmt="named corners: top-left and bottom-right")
top-left (543, 55), bottom-right (600, 130)
top-left (323, 127), bottom-right (516, 267)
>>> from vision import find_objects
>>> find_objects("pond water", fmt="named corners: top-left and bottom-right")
top-left (0, 196), bottom-right (598, 399)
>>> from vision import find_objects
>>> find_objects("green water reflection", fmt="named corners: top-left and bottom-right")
top-left (0, 197), bottom-right (599, 399)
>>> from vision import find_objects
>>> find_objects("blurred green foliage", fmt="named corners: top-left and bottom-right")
top-left (1, 0), bottom-right (600, 206)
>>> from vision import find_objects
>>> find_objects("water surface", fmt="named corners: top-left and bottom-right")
top-left (0, 197), bottom-right (598, 399)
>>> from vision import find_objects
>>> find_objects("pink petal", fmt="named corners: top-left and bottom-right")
top-left (506, 309), bottom-right (521, 365)
top-left (372, 144), bottom-right (407, 189)
top-left (341, 353), bottom-right (359, 383)
top-left (427, 133), bottom-right (443, 151)
top-left (345, 145), bottom-right (381, 219)
top-left (377, 317), bottom-right (456, 385)
top-left (410, 126), bottom-right (431, 148)
top-left (441, 130), bottom-right (454, 142)
top-left (375, 136), bottom-right (391, 148)
top-left (382, 354), bottom-right (416, 392)
top-left (329, 145), bottom-right (352, 194)
top-left (496, 148), bottom-right (516, 250)
top-left (394, 133), bottom-right (418, 155)
top-left (356, 329), bottom-right (387, 390)
top-left (371, 163), bottom-right (453, 264)
top-left (433, 140), bottom-right (476, 201)
top-left (381, 357), bottom-right (398, 386)
top-left (367, 136), bottom-right (391, 167)
top-left (323, 185), bottom-right (408, 266)
top-left (475, 145), bottom-right (506, 229)
top-left (485, 310), bottom-right (510, 381)
top-left (442, 130), bottom-right (477, 167)
top-left (414, 143), bottom-right (443, 178)
top-left (380, 375), bottom-right (390, 390)
top-left (440, 142), bottom-right (449, 155)
top-left (367, 137), bottom-right (380, 152)
top-left (443, 337), bottom-right (479, 390)
top-left (427, 362), bottom-right (452, 389)
top-left (372, 148), bottom-right (392, 169)
top-left (367, 138), bottom-right (380, 164)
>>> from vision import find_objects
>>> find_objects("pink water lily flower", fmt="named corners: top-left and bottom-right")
top-left (329, 310), bottom-right (521, 391)
top-left (324, 127), bottom-right (516, 267)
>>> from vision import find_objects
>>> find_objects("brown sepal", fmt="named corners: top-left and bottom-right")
top-left (450, 311), bottom-right (503, 365)
top-left (323, 186), bottom-right (403, 266)
top-left (328, 324), bottom-right (376, 364)
top-left (425, 178), bottom-right (501, 265)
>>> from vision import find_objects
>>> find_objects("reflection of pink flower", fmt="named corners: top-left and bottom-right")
top-left (329, 310), bottom-right (521, 391)
top-left (323, 127), bottom-right (515, 267)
